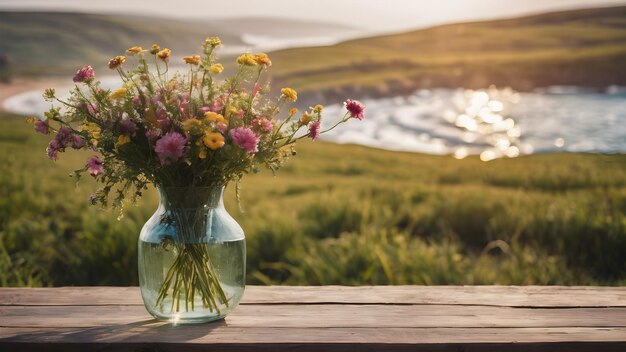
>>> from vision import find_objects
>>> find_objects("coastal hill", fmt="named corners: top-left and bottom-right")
top-left (269, 5), bottom-right (626, 101)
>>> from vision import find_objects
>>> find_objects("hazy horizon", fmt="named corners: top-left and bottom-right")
top-left (1, 0), bottom-right (625, 35)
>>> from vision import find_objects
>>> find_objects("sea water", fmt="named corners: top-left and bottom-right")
top-left (138, 239), bottom-right (246, 323)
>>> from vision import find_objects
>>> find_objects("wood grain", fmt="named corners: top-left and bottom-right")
top-left (2, 285), bottom-right (625, 307)
top-left (1, 286), bottom-right (625, 351)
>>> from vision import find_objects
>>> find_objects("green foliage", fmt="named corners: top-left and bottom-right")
top-left (1, 112), bottom-right (625, 286)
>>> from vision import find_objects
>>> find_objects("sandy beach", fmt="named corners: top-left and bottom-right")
top-left (0, 77), bottom-right (66, 113)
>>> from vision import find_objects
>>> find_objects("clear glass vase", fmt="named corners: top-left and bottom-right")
top-left (138, 186), bottom-right (246, 323)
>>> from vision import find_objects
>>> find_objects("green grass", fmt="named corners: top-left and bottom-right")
top-left (269, 6), bottom-right (626, 94)
top-left (1, 112), bottom-right (625, 287)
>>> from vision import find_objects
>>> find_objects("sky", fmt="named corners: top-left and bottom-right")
top-left (1, 0), bottom-right (625, 33)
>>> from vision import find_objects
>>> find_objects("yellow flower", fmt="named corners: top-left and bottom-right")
top-left (313, 104), bottom-right (324, 113)
top-left (203, 132), bottom-right (225, 150)
top-left (300, 112), bottom-right (311, 125)
top-left (288, 108), bottom-right (298, 116)
top-left (205, 37), bottom-right (222, 47)
top-left (108, 56), bottom-right (126, 69)
top-left (110, 88), bottom-right (128, 100)
top-left (254, 53), bottom-right (272, 67)
top-left (157, 48), bottom-right (171, 62)
top-left (126, 46), bottom-right (143, 55)
top-left (183, 118), bottom-right (204, 135)
top-left (281, 88), bottom-right (298, 102)
top-left (209, 63), bottom-right (224, 74)
top-left (116, 135), bottom-right (131, 147)
top-left (204, 111), bottom-right (226, 124)
top-left (79, 123), bottom-right (101, 140)
top-left (183, 55), bottom-right (201, 65)
top-left (198, 148), bottom-right (207, 159)
top-left (237, 53), bottom-right (257, 66)
top-left (150, 44), bottom-right (160, 55)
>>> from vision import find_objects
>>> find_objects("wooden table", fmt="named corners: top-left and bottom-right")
top-left (1, 286), bottom-right (625, 351)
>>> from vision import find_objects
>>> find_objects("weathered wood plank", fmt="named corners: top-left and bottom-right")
top-left (1, 286), bottom-right (625, 307)
top-left (1, 327), bottom-right (626, 351)
top-left (1, 304), bottom-right (625, 329)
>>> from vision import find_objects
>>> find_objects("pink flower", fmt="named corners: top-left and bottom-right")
top-left (86, 156), bottom-right (103, 177)
top-left (46, 139), bottom-right (61, 160)
top-left (154, 132), bottom-right (187, 165)
top-left (118, 119), bottom-right (137, 136)
top-left (73, 66), bottom-right (95, 83)
top-left (251, 116), bottom-right (273, 133)
top-left (216, 122), bottom-right (228, 133)
top-left (86, 103), bottom-right (99, 117)
top-left (236, 109), bottom-right (245, 119)
top-left (209, 100), bottom-right (223, 112)
top-left (199, 106), bottom-right (211, 115)
top-left (69, 134), bottom-right (85, 149)
top-left (145, 129), bottom-right (161, 141)
top-left (345, 99), bottom-right (365, 120)
top-left (309, 120), bottom-right (321, 140)
top-left (132, 96), bottom-right (142, 107)
top-left (34, 120), bottom-right (49, 134)
top-left (229, 127), bottom-right (259, 154)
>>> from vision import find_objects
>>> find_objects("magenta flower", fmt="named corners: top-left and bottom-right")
top-left (345, 99), bottom-right (365, 120)
top-left (34, 120), bottom-right (49, 134)
top-left (86, 156), bottom-right (104, 177)
top-left (73, 66), bottom-right (95, 83)
top-left (154, 132), bottom-right (187, 165)
top-left (118, 119), bottom-right (137, 136)
top-left (251, 116), bottom-right (273, 133)
top-left (145, 129), bottom-right (161, 141)
top-left (309, 120), bottom-right (321, 140)
top-left (229, 127), bottom-right (259, 154)
top-left (132, 96), bottom-right (142, 107)
top-left (70, 134), bottom-right (85, 149)
top-left (46, 139), bottom-right (61, 160)
top-left (210, 100), bottom-right (224, 112)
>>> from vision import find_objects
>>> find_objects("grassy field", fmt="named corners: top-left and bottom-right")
top-left (1, 111), bottom-right (625, 287)
top-left (269, 6), bottom-right (626, 98)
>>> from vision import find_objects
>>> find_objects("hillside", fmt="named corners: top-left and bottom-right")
top-left (0, 12), bottom-right (245, 76)
top-left (269, 6), bottom-right (626, 102)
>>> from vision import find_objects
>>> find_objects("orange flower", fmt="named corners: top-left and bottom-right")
top-left (254, 53), bottom-right (272, 67)
top-left (183, 55), bottom-right (201, 65)
top-left (157, 48), bottom-right (171, 62)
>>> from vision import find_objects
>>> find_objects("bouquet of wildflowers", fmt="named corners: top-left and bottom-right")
top-left (30, 37), bottom-right (365, 315)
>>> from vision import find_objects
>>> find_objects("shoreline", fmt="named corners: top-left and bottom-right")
top-left (0, 77), bottom-right (66, 113)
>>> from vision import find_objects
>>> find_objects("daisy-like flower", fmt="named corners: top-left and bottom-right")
top-left (126, 46), bottom-right (143, 55)
top-left (108, 56), bottom-right (126, 70)
top-left (150, 44), bottom-right (160, 55)
top-left (345, 99), bottom-right (365, 120)
top-left (183, 55), bottom-right (201, 65)
top-left (237, 53), bottom-right (257, 66)
top-left (86, 156), bottom-right (104, 177)
top-left (154, 132), bottom-right (187, 165)
top-left (203, 132), bottom-right (225, 150)
top-left (157, 48), bottom-right (172, 62)
top-left (251, 116), bottom-right (273, 133)
top-left (73, 66), bottom-right (95, 83)
top-left (254, 53), bottom-right (272, 67)
top-left (205, 37), bottom-right (221, 47)
top-left (229, 127), bottom-right (259, 154)
top-left (110, 88), bottom-right (128, 100)
top-left (209, 64), bottom-right (224, 74)
top-left (281, 88), bottom-right (297, 102)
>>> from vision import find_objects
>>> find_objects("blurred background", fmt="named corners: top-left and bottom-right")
top-left (0, 0), bottom-right (625, 287)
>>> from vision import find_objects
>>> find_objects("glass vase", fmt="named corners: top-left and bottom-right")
top-left (138, 186), bottom-right (246, 323)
